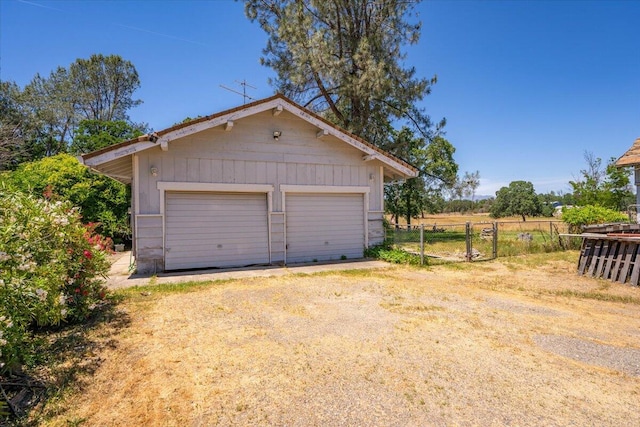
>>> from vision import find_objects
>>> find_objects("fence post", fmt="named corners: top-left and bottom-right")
top-left (420, 224), bottom-right (424, 265)
top-left (465, 222), bottom-right (472, 262)
top-left (493, 221), bottom-right (498, 259)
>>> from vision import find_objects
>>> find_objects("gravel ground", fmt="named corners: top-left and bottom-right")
top-left (534, 334), bottom-right (640, 377)
top-left (43, 255), bottom-right (640, 426)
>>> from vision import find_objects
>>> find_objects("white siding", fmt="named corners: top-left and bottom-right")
top-left (164, 192), bottom-right (269, 270)
top-left (134, 109), bottom-right (386, 271)
top-left (286, 194), bottom-right (365, 263)
top-left (137, 111), bottom-right (382, 214)
top-left (368, 211), bottom-right (385, 245)
top-left (134, 215), bottom-right (164, 273)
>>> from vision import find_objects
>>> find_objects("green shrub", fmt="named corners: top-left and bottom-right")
top-left (3, 154), bottom-right (130, 240)
top-left (0, 188), bottom-right (110, 373)
top-left (365, 244), bottom-right (422, 265)
top-left (561, 205), bottom-right (628, 233)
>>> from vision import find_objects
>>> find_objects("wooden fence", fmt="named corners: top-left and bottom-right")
top-left (577, 233), bottom-right (640, 286)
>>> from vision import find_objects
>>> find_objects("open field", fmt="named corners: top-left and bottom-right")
top-left (390, 213), bottom-right (566, 231)
top-left (388, 213), bottom-right (572, 262)
top-left (37, 251), bottom-right (640, 426)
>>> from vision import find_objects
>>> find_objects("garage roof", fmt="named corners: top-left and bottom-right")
top-left (78, 94), bottom-right (419, 183)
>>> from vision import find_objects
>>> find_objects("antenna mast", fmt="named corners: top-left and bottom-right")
top-left (219, 80), bottom-right (257, 104)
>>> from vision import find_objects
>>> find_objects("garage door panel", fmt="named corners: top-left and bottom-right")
top-left (167, 226), bottom-right (268, 236)
top-left (287, 223), bottom-right (363, 232)
top-left (165, 240), bottom-right (269, 251)
top-left (168, 253), bottom-right (267, 265)
top-left (286, 230), bottom-right (360, 242)
top-left (165, 192), bottom-right (269, 270)
top-left (286, 193), bottom-right (364, 264)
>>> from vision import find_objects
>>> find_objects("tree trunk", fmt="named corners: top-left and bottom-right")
top-left (521, 213), bottom-right (526, 222)
top-left (405, 189), bottom-right (411, 227)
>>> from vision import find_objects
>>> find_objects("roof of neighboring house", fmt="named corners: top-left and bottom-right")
top-left (615, 137), bottom-right (640, 167)
top-left (79, 94), bottom-right (418, 183)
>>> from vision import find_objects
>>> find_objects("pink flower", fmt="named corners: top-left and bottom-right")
top-left (83, 250), bottom-right (92, 259)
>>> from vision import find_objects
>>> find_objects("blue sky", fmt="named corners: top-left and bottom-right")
top-left (1, 0), bottom-right (639, 197)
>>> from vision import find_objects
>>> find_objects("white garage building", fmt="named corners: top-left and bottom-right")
top-left (80, 95), bottom-right (417, 273)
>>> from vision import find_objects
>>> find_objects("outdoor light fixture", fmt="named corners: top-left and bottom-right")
top-left (273, 131), bottom-right (282, 140)
top-left (150, 166), bottom-right (159, 177)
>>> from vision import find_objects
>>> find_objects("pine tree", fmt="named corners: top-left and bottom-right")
top-left (244, 0), bottom-right (443, 147)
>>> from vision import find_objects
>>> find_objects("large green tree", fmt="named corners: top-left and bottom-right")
top-left (22, 67), bottom-right (77, 157)
top-left (68, 54), bottom-right (142, 122)
top-left (490, 181), bottom-right (542, 222)
top-left (244, 0), bottom-right (442, 147)
top-left (602, 161), bottom-right (634, 211)
top-left (69, 119), bottom-right (144, 155)
top-left (420, 136), bottom-right (458, 214)
top-left (569, 151), bottom-right (633, 211)
top-left (383, 130), bottom-right (457, 224)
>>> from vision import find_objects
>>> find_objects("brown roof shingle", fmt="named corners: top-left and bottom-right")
top-left (616, 137), bottom-right (640, 167)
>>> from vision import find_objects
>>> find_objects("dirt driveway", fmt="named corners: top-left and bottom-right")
top-left (46, 252), bottom-right (640, 426)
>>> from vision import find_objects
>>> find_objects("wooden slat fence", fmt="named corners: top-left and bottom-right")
top-left (577, 233), bottom-right (640, 286)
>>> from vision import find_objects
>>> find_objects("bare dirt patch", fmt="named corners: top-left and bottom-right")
top-left (42, 252), bottom-right (640, 426)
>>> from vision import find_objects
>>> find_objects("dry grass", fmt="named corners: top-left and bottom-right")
top-left (38, 251), bottom-right (640, 426)
top-left (394, 212), bottom-right (512, 225)
top-left (393, 212), bottom-right (567, 233)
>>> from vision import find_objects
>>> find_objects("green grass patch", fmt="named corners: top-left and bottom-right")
top-left (365, 244), bottom-right (423, 266)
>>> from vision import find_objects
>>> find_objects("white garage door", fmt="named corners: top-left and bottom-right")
top-left (286, 193), bottom-right (365, 264)
top-left (165, 192), bottom-right (269, 270)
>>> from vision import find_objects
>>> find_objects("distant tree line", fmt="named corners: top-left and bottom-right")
top-left (404, 151), bottom-right (633, 222)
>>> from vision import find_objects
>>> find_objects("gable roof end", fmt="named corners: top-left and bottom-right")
top-left (79, 94), bottom-right (418, 180)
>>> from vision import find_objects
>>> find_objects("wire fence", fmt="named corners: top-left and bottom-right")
top-left (386, 220), bottom-right (572, 265)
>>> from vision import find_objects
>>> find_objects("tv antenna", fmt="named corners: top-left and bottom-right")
top-left (219, 80), bottom-right (257, 104)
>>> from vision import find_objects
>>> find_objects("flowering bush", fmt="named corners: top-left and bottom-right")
top-left (6, 154), bottom-right (130, 240)
top-left (0, 188), bottom-right (110, 373)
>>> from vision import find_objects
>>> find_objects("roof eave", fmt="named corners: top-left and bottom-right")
top-left (80, 94), bottom-right (420, 178)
